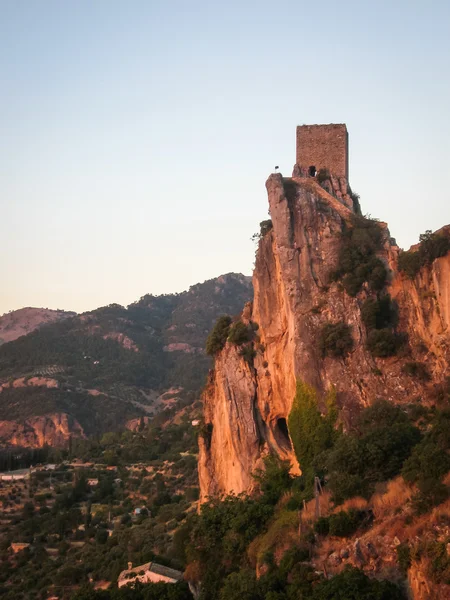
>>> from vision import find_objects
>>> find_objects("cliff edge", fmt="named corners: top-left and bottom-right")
top-left (199, 173), bottom-right (450, 500)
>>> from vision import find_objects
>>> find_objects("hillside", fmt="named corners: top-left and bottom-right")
top-left (0, 273), bottom-right (252, 447)
top-left (0, 307), bottom-right (75, 345)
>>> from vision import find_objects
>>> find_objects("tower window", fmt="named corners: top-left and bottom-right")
top-left (309, 165), bottom-right (316, 177)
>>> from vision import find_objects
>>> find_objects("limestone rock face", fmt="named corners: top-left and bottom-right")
top-left (0, 413), bottom-right (85, 448)
top-left (199, 173), bottom-right (450, 500)
top-left (198, 344), bottom-right (262, 497)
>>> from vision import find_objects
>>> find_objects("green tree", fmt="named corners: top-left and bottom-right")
top-left (312, 566), bottom-right (406, 599)
top-left (319, 323), bottom-right (353, 358)
top-left (288, 381), bottom-right (338, 486)
top-left (206, 316), bottom-right (232, 356)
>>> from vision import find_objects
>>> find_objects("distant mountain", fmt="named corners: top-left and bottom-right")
top-left (0, 273), bottom-right (252, 447)
top-left (0, 307), bottom-right (75, 345)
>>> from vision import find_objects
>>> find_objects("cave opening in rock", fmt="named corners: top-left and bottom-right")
top-left (309, 165), bottom-right (316, 177)
top-left (275, 417), bottom-right (292, 451)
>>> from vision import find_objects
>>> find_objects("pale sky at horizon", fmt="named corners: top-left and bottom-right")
top-left (1, 0), bottom-right (450, 314)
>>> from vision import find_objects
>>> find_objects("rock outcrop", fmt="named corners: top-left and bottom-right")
top-left (0, 413), bottom-right (85, 447)
top-left (199, 173), bottom-right (450, 500)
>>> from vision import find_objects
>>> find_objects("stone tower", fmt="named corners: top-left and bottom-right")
top-left (296, 123), bottom-right (348, 179)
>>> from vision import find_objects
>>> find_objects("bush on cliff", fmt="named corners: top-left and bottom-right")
top-left (398, 230), bottom-right (450, 279)
top-left (251, 219), bottom-right (273, 242)
top-left (228, 321), bottom-right (253, 346)
top-left (186, 495), bottom-right (274, 599)
top-left (206, 315), bottom-right (232, 356)
top-left (361, 295), bottom-right (395, 331)
top-left (366, 328), bottom-right (400, 357)
top-left (331, 216), bottom-right (387, 296)
top-left (288, 381), bottom-right (339, 486)
top-left (319, 322), bottom-right (353, 358)
top-left (253, 455), bottom-right (293, 505)
top-left (311, 566), bottom-right (406, 600)
top-left (314, 509), bottom-right (369, 538)
top-left (402, 410), bottom-right (450, 512)
top-left (401, 361), bottom-right (430, 381)
top-left (326, 400), bottom-right (421, 503)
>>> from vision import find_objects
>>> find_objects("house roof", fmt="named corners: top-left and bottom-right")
top-left (149, 563), bottom-right (183, 581)
top-left (118, 561), bottom-right (183, 582)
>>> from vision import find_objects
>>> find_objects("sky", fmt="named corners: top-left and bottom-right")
top-left (1, 0), bottom-right (449, 314)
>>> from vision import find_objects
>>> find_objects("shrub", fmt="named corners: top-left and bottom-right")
top-left (331, 216), bottom-right (388, 296)
top-left (398, 230), bottom-right (450, 279)
top-left (251, 220), bottom-right (273, 243)
top-left (311, 566), bottom-right (406, 599)
top-left (239, 346), bottom-right (257, 365)
top-left (228, 321), bottom-right (252, 346)
top-left (254, 509), bottom-right (299, 564)
top-left (357, 399), bottom-right (408, 432)
top-left (412, 478), bottom-right (449, 514)
top-left (319, 322), bottom-right (353, 358)
top-left (419, 541), bottom-right (450, 584)
top-left (328, 509), bottom-right (368, 537)
top-left (259, 220), bottom-right (273, 237)
top-left (206, 315), bottom-right (232, 356)
top-left (402, 361), bottom-right (430, 381)
top-left (219, 570), bottom-right (260, 600)
top-left (361, 295), bottom-right (394, 331)
top-left (348, 187), bottom-right (362, 216)
top-left (288, 381), bottom-right (338, 486)
top-left (366, 328), bottom-right (399, 357)
top-left (326, 402), bottom-right (421, 503)
top-left (314, 517), bottom-right (330, 536)
top-left (402, 442), bottom-right (450, 484)
top-left (253, 456), bottom-right (293, 505)
top-left (398, 250), bottom-right (422, 279)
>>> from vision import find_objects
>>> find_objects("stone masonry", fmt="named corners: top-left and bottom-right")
top-left (296, 123), bottom-right (348, 179)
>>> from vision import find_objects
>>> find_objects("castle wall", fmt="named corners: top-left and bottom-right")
top-left (296, 124), bottom-right (348, 179)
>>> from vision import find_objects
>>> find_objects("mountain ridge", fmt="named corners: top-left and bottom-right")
top-left (0, 273), bottom-right (252, 447)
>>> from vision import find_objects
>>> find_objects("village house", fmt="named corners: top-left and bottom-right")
top-left (0, 469), bottom-right (30, 481)
top-left (118, 561), bottom-right (183, 588)
top-left (10, 542), bottom-right (30, 554)
top-left (133, 507), bottom-right (147, 516)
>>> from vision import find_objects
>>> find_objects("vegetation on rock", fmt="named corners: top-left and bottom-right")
top-left (0, 275), bottom-right (252, 439)
top-left (331, 216), bottom-right (387, 296)
top-left (319, 322), bottom-right (353, 358)
top-left (251, 220), bottom-right (273, 242)
top-left (314, 509), bottom-right (370, 538)
top-left (228, 321), bottom-right (253, 346)
top-left (398, 229), bottom-right (450, 279)
top-left (205, 315), bottom-right (232, 356)
top-left (366, 328), bottom-right (400, 358)
top-left (288, 382), bottom-right (338, 488)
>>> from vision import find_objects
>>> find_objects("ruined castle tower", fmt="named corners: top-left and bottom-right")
top-left (296, 123), bottom-right (348, 179)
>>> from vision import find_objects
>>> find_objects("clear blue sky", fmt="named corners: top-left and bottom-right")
top-left (1, 0), bottom-right (449, 314)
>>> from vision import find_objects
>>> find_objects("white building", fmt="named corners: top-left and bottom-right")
top-left (118, 561), bottom-right (183, 588)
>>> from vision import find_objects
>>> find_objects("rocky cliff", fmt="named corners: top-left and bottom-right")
top-left (0, 413), bottom-right (85, 448)
top-left (199, 173), bottom-right (450, 500)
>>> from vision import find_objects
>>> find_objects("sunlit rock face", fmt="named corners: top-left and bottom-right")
top-left (199, 173), bottom-right (450, 501)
